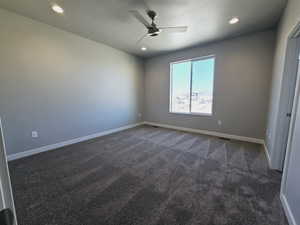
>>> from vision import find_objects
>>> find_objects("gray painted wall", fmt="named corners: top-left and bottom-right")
top-left (144, 30), bottom-right (275, 139)
top-left (266, 0), bottom-right (300, 170)
top-left (0, 8), bottom-right (144, 155)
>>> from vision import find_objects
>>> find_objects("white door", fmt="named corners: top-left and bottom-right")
top-left (274, 37), bottom-right (300, 170)
top-left (281, 59), bottom-right (300, 225)
top-left (281, 40), bottom-right (300, 169)
top-left (0, 118), bottom-right (17, 225)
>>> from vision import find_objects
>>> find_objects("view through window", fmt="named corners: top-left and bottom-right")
top-left (170, 56), bottom-right (215, 115)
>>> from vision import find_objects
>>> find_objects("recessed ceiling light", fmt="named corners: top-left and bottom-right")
top-left (229, 17), bottom-right (239, 24)
top-left (52, 4), bottom-right (64, 14)
top-left (141, 47), bottom-right (147, 51)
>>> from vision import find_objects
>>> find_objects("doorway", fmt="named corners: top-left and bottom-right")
top-left (279, 22), bottom-right (300, 225)
top-left (0, 118), bottom-right (17, 225)
top-left (272, 34), bottom-right (300, 171)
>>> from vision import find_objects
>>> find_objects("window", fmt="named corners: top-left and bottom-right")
top-left (170, 56), bottom-right (215, 115)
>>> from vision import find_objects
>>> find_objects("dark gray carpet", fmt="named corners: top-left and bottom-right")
top-left (9, 125), bottom-right (288, 225)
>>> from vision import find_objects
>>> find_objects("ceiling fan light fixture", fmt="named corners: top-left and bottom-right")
top-left (141, 46), bottom-right (147, 51)
top-left (147, 29), bottom-right (161, 36)
top-left (148, 33), bottom-right (158, 37)
top-left (229, 17), bottom-right (239, 24)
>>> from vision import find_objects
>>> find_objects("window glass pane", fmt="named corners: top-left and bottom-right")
top-left (191, 58), bottom-right (214, 114)
top-left (171, 61), bottom-right (191, 113)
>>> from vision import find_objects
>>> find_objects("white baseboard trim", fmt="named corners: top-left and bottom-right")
top-left (281, 194), bottom-right (297, 225)
top-left (263, 142), bottom-right (273, 169)
top-left (7, 121), bottom-right (266, 162)
top-left (7, 122), bottom-right (143, 161)
top-left (144, 121), bottom-right (264, 144)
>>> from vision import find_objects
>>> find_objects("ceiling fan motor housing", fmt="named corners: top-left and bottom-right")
top-left (130, 9), bottom-right (187, 42)
top-left (147, 10), bottom-right (157, 21)
top-left (148, 26), bottom-right (161, 36)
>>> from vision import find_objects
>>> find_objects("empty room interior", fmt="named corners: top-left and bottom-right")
top-left (1, 0), bottom-right (300, 225)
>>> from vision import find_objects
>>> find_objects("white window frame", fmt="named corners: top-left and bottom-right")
top-left (169, 55), bottom-right (216, 116)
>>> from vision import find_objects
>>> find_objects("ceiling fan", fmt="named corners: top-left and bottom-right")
top-left (130, 9), bottom-right (188, 44)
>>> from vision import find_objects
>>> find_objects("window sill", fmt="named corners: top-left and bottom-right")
top-left (169, 112), bottom-right (213, 117)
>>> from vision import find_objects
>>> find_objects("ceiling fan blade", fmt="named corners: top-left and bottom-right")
top-left (159, 26), bottom-right (188, 33)
top-left (129, 10), bottom-right (152, 28)
top-left (137, 33), bottom-right (148, 44)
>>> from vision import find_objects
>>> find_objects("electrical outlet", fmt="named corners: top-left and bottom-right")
top-left (218, 120), bottom-right (222, 126)
top-left (138, 113), bottom-right (142, 118)
top-left (32, 131), bottom-right (38, 138)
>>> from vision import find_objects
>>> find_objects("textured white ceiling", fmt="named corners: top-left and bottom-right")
top-left (0, 0), bottom-right (287, 57)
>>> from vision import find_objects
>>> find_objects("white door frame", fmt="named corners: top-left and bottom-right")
top-left (281, 22), bottom-right (300, 193)
top-left (270, 24), bottom-right (300, 171)
top-left (280, 21), bottom-right (300, 225)
top-left (0, 118), bottom-right (18, 225)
